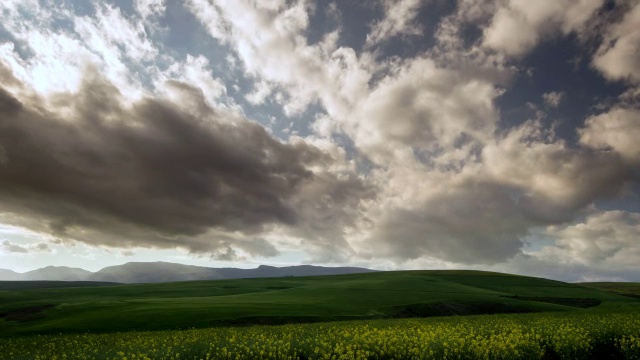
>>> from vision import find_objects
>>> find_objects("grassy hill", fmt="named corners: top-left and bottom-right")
top-left (579, 282), bottom-right (640, 299)
top-left (0, 270), bottom-right (637, 337)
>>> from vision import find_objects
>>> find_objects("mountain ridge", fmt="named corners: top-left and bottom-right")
top-left (0, 262), bottom-right (375, 283)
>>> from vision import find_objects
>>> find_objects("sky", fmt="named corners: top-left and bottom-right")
top-left (0, 0), bottom-right (639, 282)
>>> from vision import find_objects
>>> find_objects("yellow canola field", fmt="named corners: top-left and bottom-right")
top-left (1, 311), bottom-right (640, 360)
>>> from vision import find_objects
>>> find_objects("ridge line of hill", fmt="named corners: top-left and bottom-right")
top-left (0, 262), bottom-right (375, 283)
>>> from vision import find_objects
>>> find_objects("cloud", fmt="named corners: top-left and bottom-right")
top-left (0, 1), bottom-right (156, 99)
top-left (496, 252), bottom-right (640, 283)
top-left (350, 118), bottom-right (633, 265)
top-left (483, 120), bottom-right (630, 217)
top-left (135, 0), bottom-right (166, 19)
top-left (184, 0), bottom-right (314, 114)
top-left (79, 3), bottom-right (158, 63)
top-left (580, 107), bottom-right (640, 164)
top-left (0, 15), bottom-right (90, 95)
top-left (483, 0), bottom-right (604, 57)
top-left (362, 179), bottom-right (537, 264)
top-left (619, 87), bottom-right (640, 105)
top-left (2, 0), bottom-right (639, 276)
top-left (183, 0), bottom-right (501, 163)
top-left (183, 0), bottom-right (230, 41)
top-left (1, 240), bottom-right (51, 253)
top-left (157, 55), bottom-right (228, 108)
top-left (184, 0), bottom-right (374, 118)
top-left (542, 91), bottom-right (564, 108)
top-left (348, 57), bottom-right (500, 163)
top-left (365, 0), bottom-right (423, 48)
top-left (121, 249), bottom-right (135, 257)
top-left (531, 211), bottom-right (640, 271)
top-left (211, 245), bottom-right (238, 261)
top-left (1, 240), bottom-right (28, 253)
top-left (592, 1), bottom-right (640, 84)
top-left (0, 64), bottom-right (371, 258)
top-left (179, 1), bottom-right (639, 268)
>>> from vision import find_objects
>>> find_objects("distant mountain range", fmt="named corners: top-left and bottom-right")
top-left (0, 262), bottom-right (375, 283)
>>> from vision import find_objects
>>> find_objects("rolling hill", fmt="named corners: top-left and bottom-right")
top-left (1, 270), bottom-right (637, 337)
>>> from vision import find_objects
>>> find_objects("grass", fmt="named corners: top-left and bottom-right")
top-left (0, 270), bottom-right (636, 337)
top-left (580, 282), bottom-right (640, 299)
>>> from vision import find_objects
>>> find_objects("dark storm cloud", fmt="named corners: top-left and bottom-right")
top-left (0, 66), bottom-right (372, 254)
top-left (371, 182), bottom-right (534, 264)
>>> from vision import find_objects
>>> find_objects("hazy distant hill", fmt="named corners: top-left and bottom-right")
top-left (0, 262), bottom-right (374, 283)
top-left (22, 266), bottom-right (93, 281)
top-left (89, 262), bottom-right (221, 283)
top-left (0, 269), bottom-right (21, 281)
top-left (244, 264), bottom-right (373, 278)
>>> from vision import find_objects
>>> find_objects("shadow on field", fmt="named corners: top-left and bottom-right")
top-left (208, 316), bottom-right (373, 327)
top-left (206, 297), bottom-right (607, 328)
top-left (542, 341), bottom-right (625, 360)
top-left (0, 304), bottom-right (56, 322)
top-left (390, 301), bottom-right (536, 317)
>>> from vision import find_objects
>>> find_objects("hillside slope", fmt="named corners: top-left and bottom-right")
top-left (579, 282), bottom-right (640, 299)
top-left (0, 270), bottom-right (637, 336)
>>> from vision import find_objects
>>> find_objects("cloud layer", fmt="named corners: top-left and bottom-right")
top-left (0, 0), bottom-right (639, 279)
top-left (0, 65), bottom-right (371, 258)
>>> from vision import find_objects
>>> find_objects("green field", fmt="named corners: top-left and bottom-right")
top-left (1, 271), bottom-right (640, 359)
top-left (580, 282), bottom-right (640, 299)
top-left (0, 270), bottom-right (637, 337)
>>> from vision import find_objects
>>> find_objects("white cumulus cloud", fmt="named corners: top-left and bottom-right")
top-left (483, 0), bottom-right (603, 57)
top-left (365, 0), bottom-right (423, 48)
top-left (592, 2), bottom-right (640, 84)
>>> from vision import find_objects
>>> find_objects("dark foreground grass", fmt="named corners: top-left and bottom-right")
top-left (1, 310), bottom-right (639, 360)
top-left (1, 270), bottom-right (635, 336)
